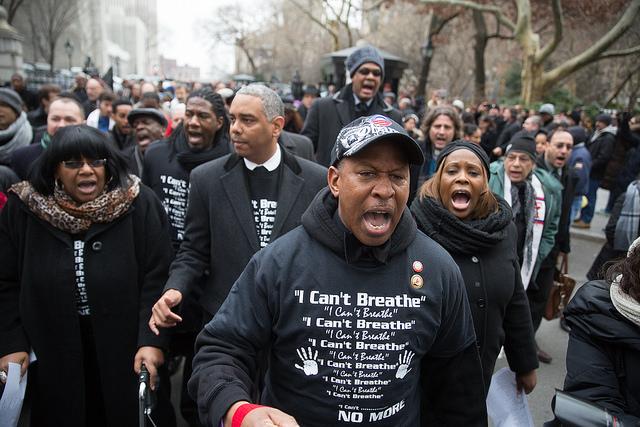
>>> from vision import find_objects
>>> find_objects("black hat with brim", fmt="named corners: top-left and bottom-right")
top-left (127, 108), bottom-right (167, 127)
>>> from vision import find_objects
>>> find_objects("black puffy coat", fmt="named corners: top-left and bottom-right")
top-left (0, 186), bottom-right (173, 426)
top-left (411, 200), bottom-right (538, 393)
top-left (564, 280), bottom-right (640, 421)
top-left (587, 128), bottom-right (616, 180)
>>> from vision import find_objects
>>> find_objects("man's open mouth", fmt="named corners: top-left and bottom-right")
top-left (363, 210), bottom-right (392, 235)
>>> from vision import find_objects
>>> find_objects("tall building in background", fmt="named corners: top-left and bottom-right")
top-left (11, 0), bottom-right (159, 76)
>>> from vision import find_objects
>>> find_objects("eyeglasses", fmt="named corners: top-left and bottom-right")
top-left (62, 159), bottom-right (107, 169)
top-left (357, 67), bottom-right (382, 77)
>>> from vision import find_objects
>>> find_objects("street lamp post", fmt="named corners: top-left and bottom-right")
top-left (64, 40), bottom-right (73, 70)
top-left (417, 38), bottom-right (434, 98)
top-left (291, 70), bottom-right (303, 100)
top-left (420, 39), bottom-right (434, 60)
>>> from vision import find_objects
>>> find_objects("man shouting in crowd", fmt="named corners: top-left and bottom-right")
top-left (188, 115), bottom-right (486, 426)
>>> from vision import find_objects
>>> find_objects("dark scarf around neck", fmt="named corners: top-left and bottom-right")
top-left (172, 126), bottom-right (230, 172)
top-left (411, 194), bottom-right (512, 254)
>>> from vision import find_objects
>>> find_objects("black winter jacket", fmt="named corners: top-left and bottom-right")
top-left (0, 186), bottom-right (173, 426)
top-left (564, 280), bottom-right (640, 421)
top-left (587, 128), bottom-right (616, 180)
top-left (189, 188), bottom-right (486, 426)
top-left (142, 134), bottom-right (230, 249)
top-left (536, 156), bottom-right (578, 255)
top-left (301, 84), bottom-right (402, 166)
top-left (411, 199), bottom-right (538, 393)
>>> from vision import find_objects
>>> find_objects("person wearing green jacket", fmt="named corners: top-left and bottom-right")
top-left (489, 135), bottom-right (562, 363)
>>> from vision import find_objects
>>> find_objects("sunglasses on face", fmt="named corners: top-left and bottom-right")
top-left (357, 67), bottom-right (382, 77)
top-left (62, 159), bottom-right (107, 169)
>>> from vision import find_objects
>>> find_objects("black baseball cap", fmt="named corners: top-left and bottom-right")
top-left (331, 115), bottom-right (424, 166)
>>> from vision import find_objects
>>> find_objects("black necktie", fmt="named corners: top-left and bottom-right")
top-left (355, 102), bottom-right (369, 118)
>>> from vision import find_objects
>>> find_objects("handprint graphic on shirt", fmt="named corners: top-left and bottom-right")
top-left (395, 350), bottom-right (415, 379)
top-left (295, 347), bottom-right (319, 376)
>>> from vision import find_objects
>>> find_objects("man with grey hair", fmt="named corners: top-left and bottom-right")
top-left (149, 84), bottom-right (327, 334)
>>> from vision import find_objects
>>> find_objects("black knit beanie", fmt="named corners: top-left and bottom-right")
top-left (436, 140), bottom-right (490, 176)
top-left (505, 134), bottom-right (537, 161)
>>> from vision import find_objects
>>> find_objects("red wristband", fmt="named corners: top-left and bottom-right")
top-left (231, 403), bottom-right (263, 427)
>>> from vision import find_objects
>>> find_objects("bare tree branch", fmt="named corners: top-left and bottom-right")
top-left (288, 0), bottom-right (340, 50)
top-left (604, 60), bottom-right (640, 107)
top-left (345, 0), bottom-right (354, 46)
top-left (0, 0), bottom-right (24, 23)
top-left (433, 11), bottom-right (459, 34)
top-left (420, 0), bottom-right (516, 33)
top-left (487, 33), bottom-right (515, 40)
top-left (534, 20), bottom-right (551, 34)
top-left (353, 0), bottom-right (389, 12)
top-left (598, 44), bottom-right (640, 59)
top-left (535, 0), bottom-right (563, 63)
top-left (543, 0), bottom-right (640, 86)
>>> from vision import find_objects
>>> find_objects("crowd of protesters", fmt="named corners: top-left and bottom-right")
top-left (0, 43), bottom-right (639, 427)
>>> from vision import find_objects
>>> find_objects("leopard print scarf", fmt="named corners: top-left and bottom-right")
top-left (10, 175), bottom-right (140, 234)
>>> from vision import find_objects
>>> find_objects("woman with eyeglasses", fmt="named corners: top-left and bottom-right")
top-left (0, 125), bottom-right (176, 426)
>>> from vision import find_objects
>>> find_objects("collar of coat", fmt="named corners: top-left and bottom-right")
top-left (223, 142), bottom-right (302, 174)
top-left (331, 83), bottom-right (395, 113)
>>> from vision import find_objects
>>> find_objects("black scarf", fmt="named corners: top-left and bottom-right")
top-left (411, 194), bottom-right (512, 254)
top-left (171, 125), bottom-right (231, 172)
top-left (510, 179), bottom-right (536, 271)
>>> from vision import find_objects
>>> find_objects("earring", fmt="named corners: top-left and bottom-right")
top-left (55, 179), bottom-right (63, 191)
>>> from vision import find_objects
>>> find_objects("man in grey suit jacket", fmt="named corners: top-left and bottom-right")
top-left (150, 85), bottom-right (327, 331)
top-left (280, 130), bottom-right (314, 161)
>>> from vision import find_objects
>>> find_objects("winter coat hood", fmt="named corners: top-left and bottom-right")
top-left (565, 280), bottom-right (640, 350)
top-left (301, 186), bottom-right (417, 260)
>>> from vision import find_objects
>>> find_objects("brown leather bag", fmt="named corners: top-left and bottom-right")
top-left (544, 254), bottom-right (577, 320)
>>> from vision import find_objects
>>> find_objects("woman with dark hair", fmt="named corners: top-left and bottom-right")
top-left (0, 125), bottom-right (175, 426)
top-left (563, 237), bottom-right (640, 422)
top-left (411, 140), bottom-right (538, 395)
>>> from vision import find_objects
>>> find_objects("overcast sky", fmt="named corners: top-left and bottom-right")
top-left (157, 0), bottom-right (236, 80)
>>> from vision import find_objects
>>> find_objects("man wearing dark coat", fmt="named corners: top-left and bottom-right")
top-left (108, 98), bottom-right (134, 151)
top-left (279, 129), bottom-right (314, 161)
top-left (575, 113), bottom-right (616, 228)
top-left (187, 115), bottom-right (486, 427)
top-left (301, 45), bottom-right (402, 166)
top-left (149, 84), bottom-right (327, 330)
top-left (533, 129), bottom-right (578, 362)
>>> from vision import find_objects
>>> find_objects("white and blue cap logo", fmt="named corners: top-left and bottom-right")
top-left (331, 115), bottom-right (425, 166)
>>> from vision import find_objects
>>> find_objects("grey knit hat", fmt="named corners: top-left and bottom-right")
top-left (346, 45), bottom-right (385, 79)
top-left (0, 88), bottom-right (23, 115)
